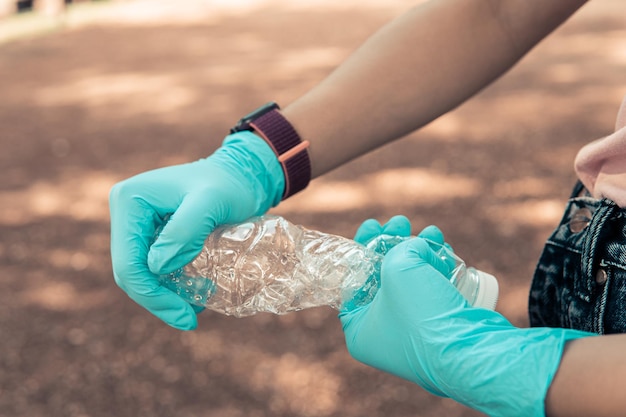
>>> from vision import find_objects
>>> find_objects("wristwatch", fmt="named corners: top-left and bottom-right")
top-left (231, 102), bottom-right (311, 200)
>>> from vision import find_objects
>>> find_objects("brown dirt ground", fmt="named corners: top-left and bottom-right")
top-left (0, 1), bottom-right (625, 416)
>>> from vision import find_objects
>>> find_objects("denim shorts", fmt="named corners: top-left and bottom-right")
top-left (529, 182), bottom-right (626, 334)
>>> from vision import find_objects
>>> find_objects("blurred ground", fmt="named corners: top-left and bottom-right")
top-left (0, 1), bottom-right (625, 416)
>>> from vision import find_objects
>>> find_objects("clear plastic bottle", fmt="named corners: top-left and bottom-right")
top-left (158, 215), bottom-right (499, 317)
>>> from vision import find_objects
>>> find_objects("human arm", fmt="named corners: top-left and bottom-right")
top-left (109, 0), bottom-right (588, 330)
top-left (545, 334), bottom-right (626, 417)
top-left (341, 218), bottom-right (598, 417)
top-left (283, 0), bottom-right (588, 176)
top-left (341, 252), bottom-right (626, 417)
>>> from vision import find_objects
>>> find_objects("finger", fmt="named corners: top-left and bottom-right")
top-left (114, 270), bottom-right (199, 330)
top-left (353, 219), bottom-right (383, 244)
top-left (148, 184), bottom-right (240, 274)
top-left (417, 225), bottom-right (454, 252)
top-left (417, 225), bottom-right (444, 245)
top-left (148, 201), bottom-right (212, 274)
top-left (110, 193), bottom-right (198, 330)
top-left (416, 225), bottom-right (458, 272)
top-left (406, 238), bottom-right (454, 276)
top-left (381, 215), bottom-right (412, 237)
top-left (382, 238), bottom-right (467, 312)
top-left (389, 237), bottom-right (453, 277)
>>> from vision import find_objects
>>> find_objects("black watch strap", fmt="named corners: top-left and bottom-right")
top-left (233, 103), bottom-right (311, 200)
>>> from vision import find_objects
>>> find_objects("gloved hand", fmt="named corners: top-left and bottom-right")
top-left (109, 132), bottom-right (285, 330)
top-left (341, 218), bottom-right (594, 417)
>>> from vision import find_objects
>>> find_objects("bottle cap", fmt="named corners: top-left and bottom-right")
top-left (473, 270), bottom-right (499, 311)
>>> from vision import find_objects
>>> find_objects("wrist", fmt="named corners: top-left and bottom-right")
top-left (444, 325), bottom-right (592, 417)
top-left (231, 102), bottom-right (311, 200)
top-left (220, 131), bottom-right (286, 210)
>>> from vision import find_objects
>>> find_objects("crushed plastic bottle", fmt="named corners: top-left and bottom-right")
top-left (158, 215), bottom-right (498, 317)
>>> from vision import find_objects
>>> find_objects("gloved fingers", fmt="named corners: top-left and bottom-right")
top-left (113, 166), bottom-right (190, 217)
top-left (109, 193), bottom-right (198, 330)
top-left (353, 219), bottom-right (383, 244)
top-left (148, 169), bottom-right (265, 274)
top-left (416, 225), bottom-right (458, 272)
top-left (417, 224), bottom-right (454, 252)
top-left (117, 270), bottom-right (199, 330)
top-left (402, 237), bottom-right (454, 277)
top-left (354, 216), bottom-right (412, 245)
top-left (343, 237), bottom-right (468, 373)
top-left (110, 181), bottom-right (161, 292)
top-left (417, 224), bottom-right (444, 244)
top-left (381, 215), bottom-right (412, 237)
top-left (379, 239), bottom-right (468, 314)
top-left (147, 185), bottom-right (236, 274)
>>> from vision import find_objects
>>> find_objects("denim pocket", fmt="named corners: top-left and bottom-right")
top-left (529, 238), bottom-right (596, 331)
top-left (529, 186), bottom-right (624, 334)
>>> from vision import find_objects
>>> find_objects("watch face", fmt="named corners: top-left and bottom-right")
top-left (231, 102), bottom-right (279, 133)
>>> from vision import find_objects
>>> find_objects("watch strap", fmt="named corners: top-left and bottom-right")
top-left (249, 109), bottom-right (311, 199)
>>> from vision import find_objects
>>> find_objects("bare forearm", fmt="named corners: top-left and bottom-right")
top-left (546, 334), bottom-right (626, 417)
top-left (282, 0), bottom-right (588, 177)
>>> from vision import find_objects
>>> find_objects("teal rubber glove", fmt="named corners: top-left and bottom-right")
top-left (109, 132), bottom-right (284, 330)
top-left (341, 220), bottom-right (594, 417)
top-left (353, 215), bottom-right (414, 245)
